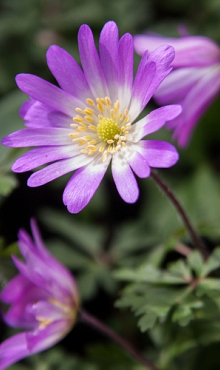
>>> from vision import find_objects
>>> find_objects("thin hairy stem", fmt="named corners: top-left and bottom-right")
top-left (150, 170), bottom-right (208, 260)
top-left (80, 309), bottom-right (160, 370)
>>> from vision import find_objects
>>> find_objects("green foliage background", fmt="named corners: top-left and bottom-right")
top-left (1, 0), bottom-right (220, 369)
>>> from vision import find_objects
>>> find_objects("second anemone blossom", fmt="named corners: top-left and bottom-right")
top-left (2, 21), bottom-right (181, 213)
top-left (134, 31), bottom-right (220, 147)
top-left (0, 220), bottom-right (79, 370)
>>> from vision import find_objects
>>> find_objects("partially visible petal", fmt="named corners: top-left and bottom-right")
top-left (19, 100), bottom-right (35, 119)
top-left (134, 34), bottom-right (220, 67)
top-left (2, 127), bottom-right (72, 147)
top-left (63, 155), bottom-right (110, 213)
top-left (2, 283), bottom-right (45, 329)
top-left (0, 333), bottom-right (29, 370)
top-left (26, 320), bottom-right (71, 353)
top-left (147, 44), bottom-right (175, 97)
top-left (46, 45), bottom-right (93, 101)
top-left (16, 74), bottom-right (85, 116)
top-left (154, 67), bottom-right (205, 105)
top-left (99, 21), bottom-right (119, 100)
top-left (172, 64), bottom-right (220, 147)
top-left (127, 149), bottom-right (151, 178)
top-left (111, 151), bottom-right (139, 203)
top-left (12, 145), bottom-right (79, 172)
top-left (129, 56), bottom-right (156, 120)
top-left (138, 140), bottom-right (179, 167)
top-left (118, 33), bottom-right (133, 111)
top-left (20, 100), bottom-right (72, 129)
top-left (129, 105), bottom-right (182, 141)
top-left (27, 154), bottom-right (93, 187)
top-left (78, 24), bottom-right (108, 98)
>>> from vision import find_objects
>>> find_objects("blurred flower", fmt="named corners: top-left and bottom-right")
top-left (0, 220), bottom-right (79, 370)
top-left (134, 32), bottom-right (220, 147)
top-left (2, 21), bottom-right (181, 213)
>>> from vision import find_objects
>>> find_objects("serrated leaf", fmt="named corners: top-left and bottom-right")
top-left (201, 247), bottom-right (220, 277)
top-left (187, 250), bottom-right (204, 277)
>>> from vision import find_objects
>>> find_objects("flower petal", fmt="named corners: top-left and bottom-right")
top-left (129, 56), bottom-right (156, 120)
top-left (0, 333), bottom-right (29, 370)
top-left (118, 33), bottom-right (134, 111)
top-left (16, 74), bottom-right (84, 116)
top-left (172, 64), bottom-right (220, 147)
top-left (12, 145), bottom-right (79, 172)
top-left (27, 154), bottom-right (93, 187)
top-left (129, 105), bottom-right (182, 141)
top-left (2, 127), bottom-right (72, 147)
top-left (78, 24), bottom-right (108, 98)
top-left (138, 140), bottom-right (179, 167)
top-left (127, 149), bottom-right (151, 178)
top-left (154, 67), bottom-right (205, 105)
top-left (63, 155), bottom-right (110, 213)
top-left (99, 21), bottom-right (119, 100)
top-left (111, 151), bottom-right (139, 203)
top-left (134, 34), bottom-right (220, 67)
top-left (46, 45), bottom-right (93, 101)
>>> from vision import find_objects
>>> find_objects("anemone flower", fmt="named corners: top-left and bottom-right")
top-left (0, 220), bottom-right (79, 370)
top-left (134, 31), bottom-right (220, 147)
top-left (2, 21), bottom-right (181, 213)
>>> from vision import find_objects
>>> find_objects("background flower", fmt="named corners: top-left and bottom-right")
top-left (2, 21), bottom-right (181, 213)
top-left (134, 32), bottom-right (220, 147)
top-left (0, 220), bottom-right (79, 370)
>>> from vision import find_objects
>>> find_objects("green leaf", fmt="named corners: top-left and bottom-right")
top-left (187, 250), bottom-right (204, 277)
top-left (201, 247), bottom-right (220, 277)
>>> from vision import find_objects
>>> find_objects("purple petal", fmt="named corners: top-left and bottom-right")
top-left (46, 45), bottom-right (93, 101)
top-left (0, 333), bottom-right (30, 370)
top-left (99, 21), bottom-right (119, 100)
top-left (138, 140), bottom-right (179, 167)
top-left (172, 65), bottom-right (220, 147)
top-left (129, 105), bottom-right (182, 142)
top-left (127, 150), bottom-right (151, 178)
top-left (19, 100), bottom-right (35, 119)
top-left (12, 145), bottom-right (79, 172)
top-left (154, 67), bottom-right (205, 105)
top-left (118, 33), bottom-right (134, 111)
top-left (111, 152), bottom-right (139, 203)
top-left (26, 320), bottom-right (70, 353)
top-left (63, 155), bottom-right (110, 213)
top-left (2, 283), bottom-right (46, 329)
top-left (129, 56), bottom-right (156, 120)
top-left (27, 154), bottom-right (92, 187)
top-left (2, 127), bottom-right (72, 147)
top-left (78, 24), bottom-right (108, 98)
top-left (16, 74), bottom-right (85, 116)
top-left (134, 34), bottom-right (220, 67)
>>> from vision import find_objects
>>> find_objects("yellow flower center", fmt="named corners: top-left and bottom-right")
top-left (69, 97), bottom-right (131, 162)
top-left (97, 118), bottom-right (120, 142)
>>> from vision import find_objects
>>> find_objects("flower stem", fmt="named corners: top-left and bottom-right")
top-left (80, 309), bottom-right (160, 370)
top-left (150, 170), bottom-right (208, 260)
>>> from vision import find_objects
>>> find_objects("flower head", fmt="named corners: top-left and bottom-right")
top-left (0, 220), bottom-right (79, 370)
top-left (134, 31), bottom-right (220, 147)
top-left (2, 21), bottom-right (181, 212)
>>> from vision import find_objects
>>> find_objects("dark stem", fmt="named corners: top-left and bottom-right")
top-left (150, 170), bottom-right (208, 260)
top-left (80, 309), bottom-right (160, 370)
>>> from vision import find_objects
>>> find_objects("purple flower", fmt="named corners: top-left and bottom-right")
top-left (0, 220), bottom-right (79, 370)
top-left (134, 32), bottom-right (220, 147)
top-left (2, 21), bottom-right (181, 213)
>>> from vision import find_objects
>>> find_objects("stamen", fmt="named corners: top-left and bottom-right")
top-left (114, 100), bottom-right (119, 113)
top-left (88, 125), bottom-right (97, 131)
top-left (75, 108), bottom-right (84, 114)
top-left (84, 108), bottom-right (94, 115)
top-left (84, 116), bottom-right (94, 122)
top-left (86, 98), bottom-right (95, 106)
